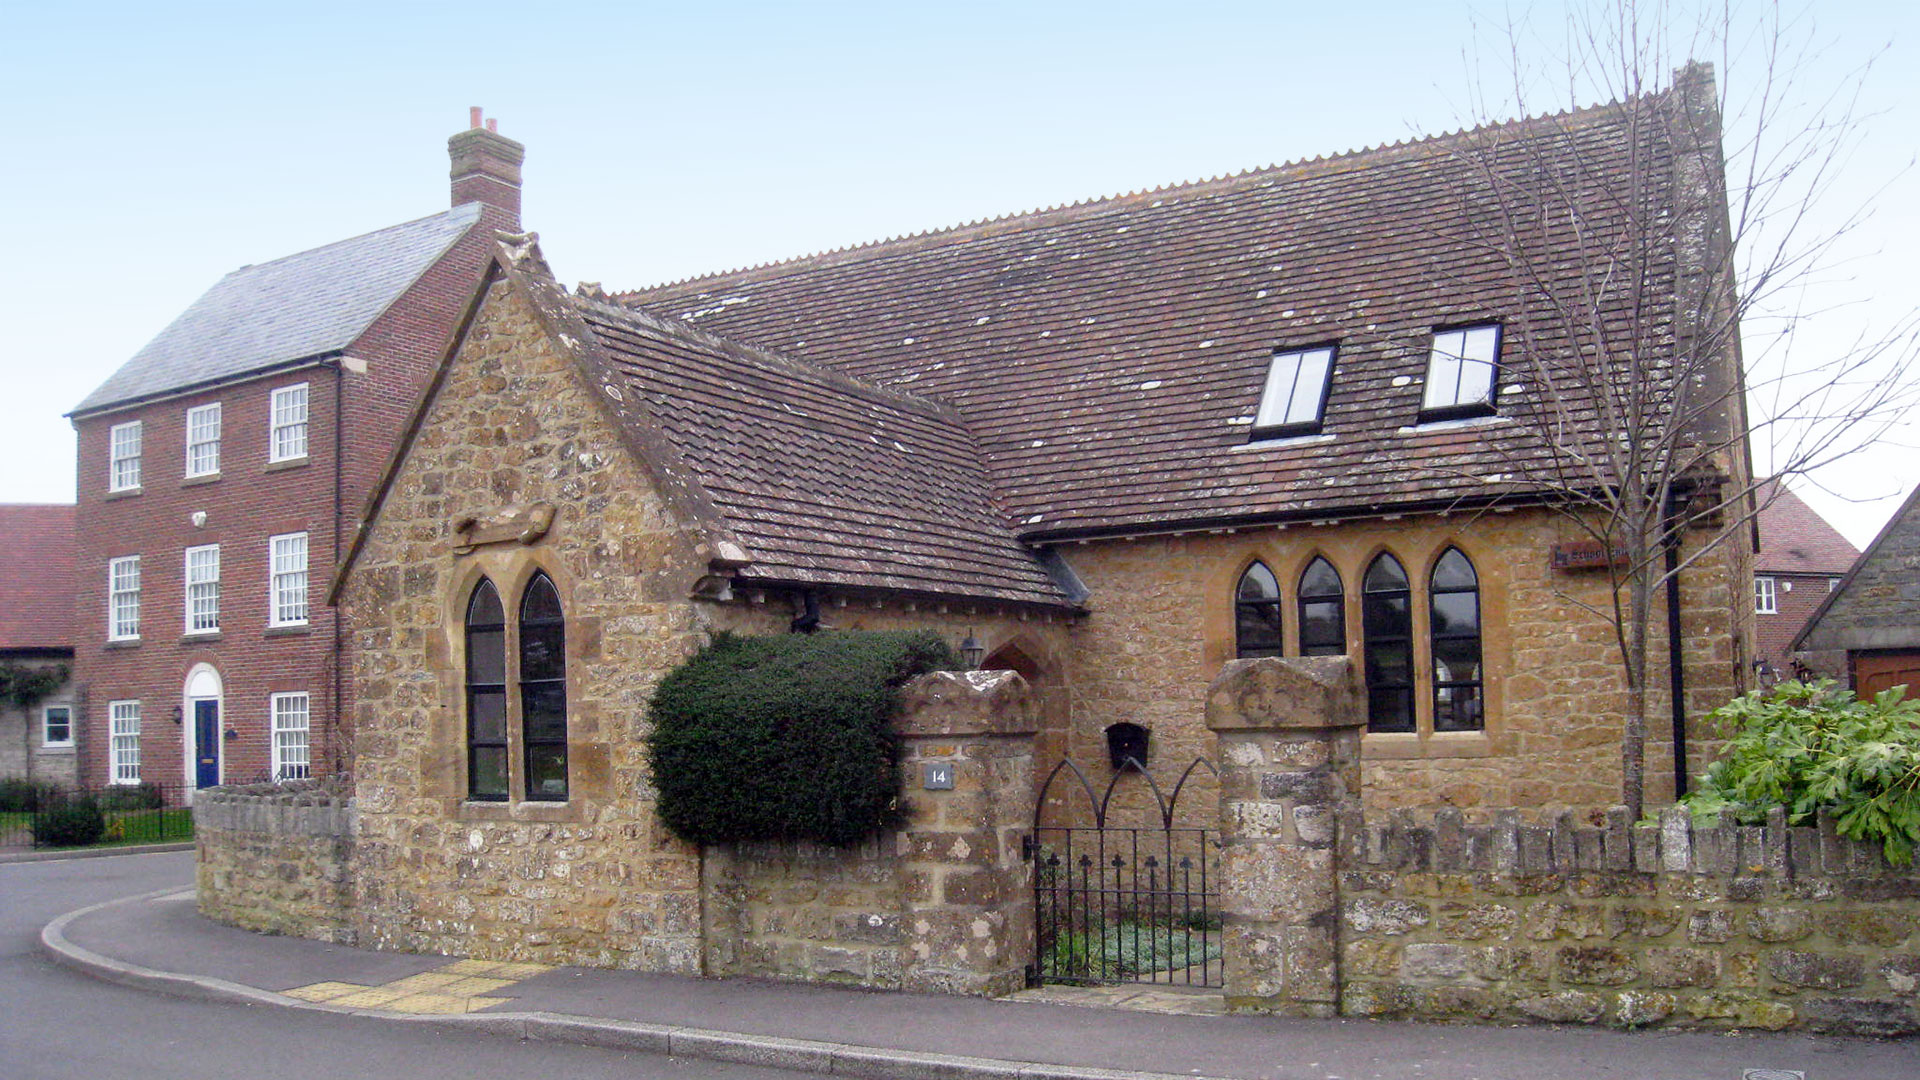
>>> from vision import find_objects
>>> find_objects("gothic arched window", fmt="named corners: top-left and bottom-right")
top-left (1235, 561), bottom-right (1285, 658)
top-left (1362, 554), bottom-right (1414, 732)
top-left (465, 579), bottom-right (508, 800)
top-left (1430, 548), bottom-right (1484, 732)
top-left (1298, 557), bottom-right (1345, 657)
top-left (519, 573), bottom-right (569, 801)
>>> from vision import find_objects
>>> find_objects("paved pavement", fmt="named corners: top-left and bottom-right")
top-left (36, 850), bottom-right (1920, 1080)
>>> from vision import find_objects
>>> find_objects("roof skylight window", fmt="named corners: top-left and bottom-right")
top-left (1251, 344), bottom-right (1335, 438)
top-left (1421, 324), bottom-right (1501, 421)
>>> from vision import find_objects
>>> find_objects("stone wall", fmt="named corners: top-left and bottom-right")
top-left (1336, 805), bottom-right (1919, 1035)
top-left (194, 781), bottom-right (356, 943)
top-left (0, 665), bottom-right (76, 786)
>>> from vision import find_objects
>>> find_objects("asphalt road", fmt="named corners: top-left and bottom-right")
top-left (0, 850), bottom-right (817, 1080)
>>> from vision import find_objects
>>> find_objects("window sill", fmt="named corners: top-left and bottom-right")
top-left (265, 456), bottom-right (310, 473)
top-left (1363, 730), bottom-right (1493, 759)
top-left (264, 624), bottom-right (312, 638)
top-left (182, 472), bottom-right (221, 486)
top-left (104, 487), bottom-right (142, 500)
top-left (40, 744), bottom-right (75, 753)
top-left (104, 638), bottom-right (140, 650)
top-left (1397, 414), bottom-right (1509, 435)
top-left (455, 799), bottom-right (581, 824)
top-left (182, 632), bottom-right (223, 644)
top-left (1237, 431), bottom-right (1336, 451)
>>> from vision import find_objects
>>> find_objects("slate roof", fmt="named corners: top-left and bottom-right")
top-left (1755, 480), bottom-right (1858, 575)
top-left (568, 296), bottom-right (1072, 607)
top-left (73, 205), bottom-right (483, 415)
top-left (1795, 484), bottom-right (1920, 653)
top-left (618, 95), bottom-right (1691, 541)
top-left (0, 504), bottom-right (75, 651)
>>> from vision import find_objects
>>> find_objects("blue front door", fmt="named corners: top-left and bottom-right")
top-left (194, 699), bottom-right (220, 788)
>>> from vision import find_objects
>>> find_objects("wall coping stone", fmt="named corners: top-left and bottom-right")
top-left (1206, 656), bottom-right (1365, 731)
top-left (894, 670), bottom-right (1037, 737)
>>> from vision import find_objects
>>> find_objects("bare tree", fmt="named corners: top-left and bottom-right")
top-left (1446, 0), bottom-right (1919, 816)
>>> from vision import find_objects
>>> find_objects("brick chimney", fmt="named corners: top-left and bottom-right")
top-left (449, 107), bottom-right (525, 225)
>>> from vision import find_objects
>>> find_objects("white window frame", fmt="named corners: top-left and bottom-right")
top-left (109, 701), bottom-right (141, 784)
top-left (42, 703), bottom-right (73, 748)
top-left (185, 544), bottom-right (221, 635)
top-left (109, 420), bottom-right (143, 491)
top-left (1421, 324), bottom-right (1501, 418)
top-left (269, 532), bottom-right (309, 627)
top-left (269, 383), bottom-right (310, 463)
top-left (1755, 575), bottom-right (1778, 615)
top-left (185, 402), bottom-right (222, 477)
top-left (271, 692), bottom-right (312, 781)
top-left (1252, 345), bottom-right (1336, 437)
top-left (108, 555), bottom-right (141, 641)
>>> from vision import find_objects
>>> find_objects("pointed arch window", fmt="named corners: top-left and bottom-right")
top-left (1235, 561), bottom-right (1284, 658)
top-left (465, 580), bottom-right (508, 800)
top-left (1298, 557), bottom-right (1345, 657)
top-left (1430, 548), bottom-right (1484, 732)
top-left (1363, 554), bottom-right (1414, 732)
top-left (519, 573), bottom-right (569, 801)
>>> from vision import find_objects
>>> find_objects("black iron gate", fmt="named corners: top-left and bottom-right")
top-left (1025, 757), bottom-right (1221, 988)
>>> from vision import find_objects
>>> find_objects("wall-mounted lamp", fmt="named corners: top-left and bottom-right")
top-left (224, 727), bottom-right (239, 741)
top-left (170, 705), bottom-right (183, 726)
top-left (959, 629), bottom-right (985, 671)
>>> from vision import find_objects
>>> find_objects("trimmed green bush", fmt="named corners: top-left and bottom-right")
top-left (32, 796), bottom-right (106, 847)
top-left (0, 777), bottom-right (62, 813)
top-left (98, 781), bottom-right (165, 812)
top-left (1687, 680), bottom-right (1920, 865)
top-left (646, 630), bottom-right (958, 847)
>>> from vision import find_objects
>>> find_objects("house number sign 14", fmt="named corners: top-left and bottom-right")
top-left (922, 763), bottom-right (955, 790)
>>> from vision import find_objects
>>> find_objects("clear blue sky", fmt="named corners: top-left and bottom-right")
top-left (3, 0), bottom-right (1913, 546)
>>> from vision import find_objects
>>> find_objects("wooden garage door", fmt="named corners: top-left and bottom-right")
top-left (1855, 652), bottom-right (1920, 699)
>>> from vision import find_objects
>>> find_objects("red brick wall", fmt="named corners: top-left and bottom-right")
top-left (1754, 571), bottom-right (1843, 678)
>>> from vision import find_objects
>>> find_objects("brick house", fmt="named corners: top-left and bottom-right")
top-left (0, 505), bottom-right (77, 785)
top-left (65, 114), bottom-right (523, 794)
top-left (1796, 484), bottom-right (1920, 698)
top-left (1751, 480), bottom-right (1858, 681)
top-left (327, 68), bottom-right (1754, 967)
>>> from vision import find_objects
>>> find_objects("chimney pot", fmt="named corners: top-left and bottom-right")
top-left (486, 118), bottom-right (497, 133)
top-left (469, 106), bottom-right (483, 129)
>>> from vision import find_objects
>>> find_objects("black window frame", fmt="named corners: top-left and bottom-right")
top-left (1418, 322), bottom-right (1502, 423)
top-left (518, 572), bottom-right (569, 802)
top-left (1234, 560), bottom-right (1286, 659)
top-left (1429, 547), bottom-right (1484, 732)
top-left (1297, 556), bottom-right (1346, 657)
top-left (1250, 343), bottom-right (1338, 440)
top-left (1362, 553), bottom-right (1415, 733)
top-left (464, 579), bottom-right (509, 802)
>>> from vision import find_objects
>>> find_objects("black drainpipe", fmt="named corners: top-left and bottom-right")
top-left (332, 361), bottom-right (346, 775)
top-left (1664, 490), bottom-right (1688, 799)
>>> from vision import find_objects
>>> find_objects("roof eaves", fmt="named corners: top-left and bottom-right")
top-left (1793, 483), bottom-right (1920, 653)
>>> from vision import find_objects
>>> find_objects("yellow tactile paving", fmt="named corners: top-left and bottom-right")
top-left (282, 957), bottom-right (548, 1015)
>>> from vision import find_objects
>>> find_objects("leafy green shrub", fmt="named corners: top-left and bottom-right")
top-left (1687, 680), bottom-right (1920, 864)
top-left (646, 630), bottom-right (958, 847)
top-left (32, 796), bottom-right (106, 847)
top-left (0, 777), bottom-right (62, 813)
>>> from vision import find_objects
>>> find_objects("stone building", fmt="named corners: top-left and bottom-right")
top-left (65, 112), bottom-right (523, 795)
top-left (0, 505), bottom-right (77, 785)
top-left (1796, 484), bottom-right (1920, 698)
top-left (1751, 480), bottom-right (1858, 681)
top-left (328, 67), bottom-right (1754, 968)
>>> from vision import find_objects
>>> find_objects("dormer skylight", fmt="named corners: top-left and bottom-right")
top-left (1251, 344), bottom-right (1335, 439)
top-left (1420, 324), bottom-right (1501, 421)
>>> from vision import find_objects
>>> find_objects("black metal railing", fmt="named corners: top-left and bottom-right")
top-left (0, 781), bottom-right (195, 850)
top-left (1027, 756), bottom-right (1222, 988)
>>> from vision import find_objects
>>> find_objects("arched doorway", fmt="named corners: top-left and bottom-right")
top-left (184, 664), bottom-right (223, 791)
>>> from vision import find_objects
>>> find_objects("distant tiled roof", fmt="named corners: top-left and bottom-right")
top-left (1756, 480), bottom-right (1859, 575)
top-left (73, 205), bottom-right (483, 415)
top-left (569, 296), bottom-right (1072, 608)
top-left (619, 97), bottom-right (1687, 540)
top-left (0, 505), bottom-right (75, 650)
top-left (1796, 484), bottom-right (1920, 653)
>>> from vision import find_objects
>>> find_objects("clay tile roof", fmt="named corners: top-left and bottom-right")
top-left (1756, 480), bottom-right (1859, 575)
top-left (73, 205), bottom-right (482, 415)
top-left (616, 95), bottom-right (1684, 540)
top-left (0, 504), bottom-right (75, 650)
top-left (570, 297), bottom-right (1074, 608)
